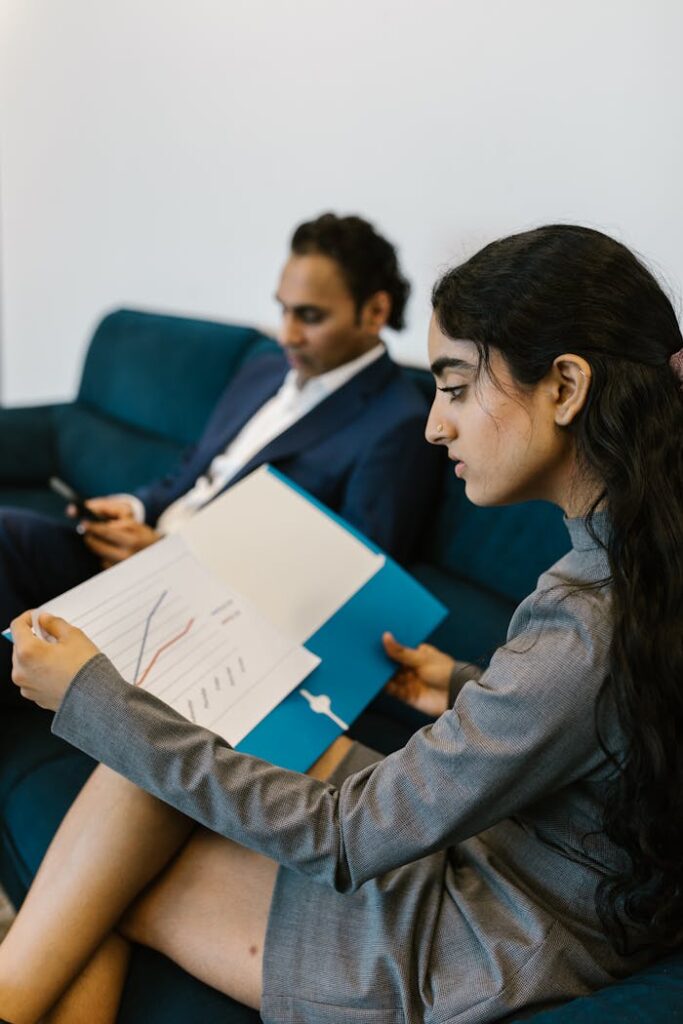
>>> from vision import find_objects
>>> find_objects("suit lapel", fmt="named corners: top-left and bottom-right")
top-left (197, 355), bottom-right (288, 466)
top-left (231, 352), bottom-right (398, 485)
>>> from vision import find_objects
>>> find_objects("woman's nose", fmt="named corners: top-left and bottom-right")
top-left (425, 403), bottom-right (452, 446)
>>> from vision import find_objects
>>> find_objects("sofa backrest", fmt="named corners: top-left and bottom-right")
top-left (60, 309), bottom-right (277, 495)
top-left (422, 470), bottom-right (569, 604)
top-left (77, 308), bottom-right (278, 445)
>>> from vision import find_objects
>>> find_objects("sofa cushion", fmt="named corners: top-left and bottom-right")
top-left (0, 487), bottom-right (65, 518)
top-left (0, 708), bottom-right (78, 806)
top-left (2, 750), bottom-right (95, 885)
top-left (0, 404), bottom-right (60, 484)
top-left (119, 946), bottom-right (261, 1023)
top-left (527, 950), bottom-right (683, 1022)
top-left (411, 562), bottom-right (517, 663)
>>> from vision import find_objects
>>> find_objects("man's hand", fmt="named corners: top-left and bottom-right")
top-left (382, 632), bottom-right (456, 716)
top-left (11, 611), bottom-right (100, 712)
top-left (80, 519), bottom-right (161, 568)
top-left (66, 496), bottom-right (137, 522)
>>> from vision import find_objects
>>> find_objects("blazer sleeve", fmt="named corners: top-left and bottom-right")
top-left (134, 444), bottom-right (200, 526)
top-left (52, 583), bottom-right (615, 894)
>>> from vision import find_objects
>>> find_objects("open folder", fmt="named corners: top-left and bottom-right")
top-left (31, 466), bottom-right (446, 772)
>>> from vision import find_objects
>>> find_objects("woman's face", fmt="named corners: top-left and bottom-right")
top-left (425, 316), bottom-right (573, 508)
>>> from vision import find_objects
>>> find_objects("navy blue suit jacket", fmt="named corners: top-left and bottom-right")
top-left (135, 350), bottom-right (440, 563)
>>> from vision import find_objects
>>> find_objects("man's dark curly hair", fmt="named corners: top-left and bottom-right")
top-left (290, 213), bottom-right (410, 330)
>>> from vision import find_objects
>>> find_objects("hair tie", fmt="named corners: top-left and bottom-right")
top-left (670, 348), bottom-right (683, 387)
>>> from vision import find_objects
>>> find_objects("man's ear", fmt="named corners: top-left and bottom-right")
top-left (550, 354), bottom-right (592, 426)
top-left (360, 291), bottom-right (392, 333)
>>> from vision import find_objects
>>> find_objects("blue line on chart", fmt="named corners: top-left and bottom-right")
top-left (133, 590), bottom-right (168, 684)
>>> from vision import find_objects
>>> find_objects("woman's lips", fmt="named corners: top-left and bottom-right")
top-left (453, 461), bottom-right (466, 478)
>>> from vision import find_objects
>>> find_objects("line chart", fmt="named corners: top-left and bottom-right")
top-left (37, 534), bottom-right (319, 745)
top-left (133, 589), bottom-right (168, 683)
top-left (135, 615), bottom-right (195, 688)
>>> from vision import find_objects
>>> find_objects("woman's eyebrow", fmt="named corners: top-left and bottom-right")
top-left (430, 356), bottom-right (476, 377)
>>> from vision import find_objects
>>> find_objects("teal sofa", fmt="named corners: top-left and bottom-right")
top-left (0, 308), bottom-right (680, 1022)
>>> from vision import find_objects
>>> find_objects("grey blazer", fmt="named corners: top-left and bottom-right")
top-left (53, 515), bottom-right (649, 1023)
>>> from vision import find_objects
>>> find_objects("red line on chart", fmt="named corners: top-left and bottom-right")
top-left (135, 618), bottom-right (195, 688)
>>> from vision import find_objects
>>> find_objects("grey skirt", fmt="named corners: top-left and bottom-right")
top-left (259, 750), bottom-right (618, 1024)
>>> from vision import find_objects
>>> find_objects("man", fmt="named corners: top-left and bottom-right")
top-left (0, 213), bottom-right (439, 702)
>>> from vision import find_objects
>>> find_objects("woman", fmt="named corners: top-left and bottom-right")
top-left (1, 225), bottom-right (682, 1024)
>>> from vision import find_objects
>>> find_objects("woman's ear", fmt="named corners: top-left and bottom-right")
top-left (550, 354), bottom-right (592, 427)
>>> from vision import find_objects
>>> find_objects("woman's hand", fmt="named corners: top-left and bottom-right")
top-left (382, 631), bottom-right (456, 716)
top-left (11, 610), bottom-right (101, 712)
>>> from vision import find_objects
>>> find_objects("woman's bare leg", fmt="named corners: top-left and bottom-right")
top-left (120, 827), bottom-right (277, 1009)
top-left (42, 934), bottom-right (131, 1024)
top-left (0, 764), bottom-right (194, 1023)
top-left (0, 736), bottom-right (348, 1022)
top-left (114, 737), bottom-right (348, 1007)
top-left (110, 737), bottom-right (348, 1007)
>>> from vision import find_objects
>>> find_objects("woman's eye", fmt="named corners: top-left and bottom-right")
top-left (438, 385), bottom-right (466, 403)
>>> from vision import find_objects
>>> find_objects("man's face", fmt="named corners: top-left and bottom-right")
top-left (275, 254), bottom-right (383, 384)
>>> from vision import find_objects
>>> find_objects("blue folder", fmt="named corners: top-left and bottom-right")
top-left (236, 468), bottom-right (447, 771)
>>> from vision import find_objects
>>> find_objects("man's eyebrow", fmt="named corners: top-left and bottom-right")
top-left (430, 356), bottom-right (476, 377)
top-left (274, 296), bottom-right (327, 315)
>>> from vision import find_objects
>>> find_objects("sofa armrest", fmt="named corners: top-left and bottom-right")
top-left (0, 405), bottom-right (62, 484)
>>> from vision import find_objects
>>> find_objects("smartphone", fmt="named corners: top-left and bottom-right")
top-left (48, 476), bottom-right (112, 522)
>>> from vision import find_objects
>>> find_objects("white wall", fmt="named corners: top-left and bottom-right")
top-left (1, 0), bottom-right (682, 404)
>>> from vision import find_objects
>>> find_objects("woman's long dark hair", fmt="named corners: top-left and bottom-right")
top-left (432, 225), bottom-right (683, 954)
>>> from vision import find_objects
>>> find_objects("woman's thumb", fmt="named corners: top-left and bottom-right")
top-left (36, 612), bottom-right (71, 642)
top-left (382, 631), bottom-right (420, 666)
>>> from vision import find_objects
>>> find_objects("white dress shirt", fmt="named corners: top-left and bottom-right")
top-left (126, 343), bottom-right (385, 535)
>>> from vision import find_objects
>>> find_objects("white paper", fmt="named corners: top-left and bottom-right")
top-left (36, 534), bottom-right (319, 746)
top-left (179, 466), bottom-right (385, 642)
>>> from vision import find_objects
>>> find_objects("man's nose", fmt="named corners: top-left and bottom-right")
top-left (279, 314), bottom-right (304, 347)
